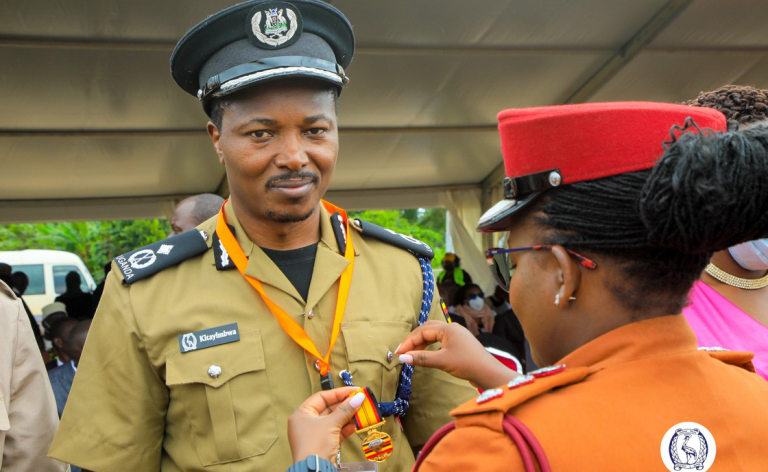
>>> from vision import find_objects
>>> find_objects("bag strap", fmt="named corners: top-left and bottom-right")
top-left (413, 415), bottom-right (549, 472)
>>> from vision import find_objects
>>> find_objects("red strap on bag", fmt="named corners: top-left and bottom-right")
top-left (412, 414), bottom-right (550, 472)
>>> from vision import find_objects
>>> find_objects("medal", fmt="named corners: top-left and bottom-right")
top-left (347, 387), bottom-right (393, 463)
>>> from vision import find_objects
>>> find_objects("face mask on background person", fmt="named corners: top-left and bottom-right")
top-left (729, 239), bottom-right (768, 271)
top-left (468, 296), bottom-right (485, 311)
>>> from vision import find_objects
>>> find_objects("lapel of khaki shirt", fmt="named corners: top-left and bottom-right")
top-left (224, 200), bottom-right (304, 306)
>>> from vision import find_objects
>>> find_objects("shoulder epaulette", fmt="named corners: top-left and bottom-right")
top-left (451, 365), bottom-right (590, 417)
top-left (350, 218), bottom-right (434, 260)
top-left (114, 230), bottom-right (210, 285)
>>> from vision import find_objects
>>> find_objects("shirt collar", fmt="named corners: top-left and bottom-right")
top-left (558, 314), bottom-right (699, 373)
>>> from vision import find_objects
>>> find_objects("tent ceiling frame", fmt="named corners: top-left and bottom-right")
top-left (2, 36), bottom-right (766, 56)
top-left (478, 0), bottom-right (695, 210)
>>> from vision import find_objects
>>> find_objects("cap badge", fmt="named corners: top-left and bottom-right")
top-left (247, 2), bottom-right (303, 50)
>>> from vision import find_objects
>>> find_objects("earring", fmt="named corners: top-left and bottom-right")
top-left (569, 297), bottom-right (576, 302)
top-left (554, 294), bottom-right (560, 306)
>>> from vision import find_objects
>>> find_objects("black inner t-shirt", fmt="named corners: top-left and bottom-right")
top-left (260, 243), bottom-right (319, 302)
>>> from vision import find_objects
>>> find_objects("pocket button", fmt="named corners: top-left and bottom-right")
top-left (208, 365), bottom-right (222, 379)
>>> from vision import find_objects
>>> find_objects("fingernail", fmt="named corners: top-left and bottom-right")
top-left (349, 392), bottom-right (366, 409)
top-left (399, 354), bottom-right (413, 364)
top-left (395, 343), bottom-right (401, 354)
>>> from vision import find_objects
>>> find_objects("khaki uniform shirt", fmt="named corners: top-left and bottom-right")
top-left (418, 315), bottom-right (768, 471)
top-left (50, 202), bottom-right (476, 471)
top-left (0, 281), bottom-right (68, 472)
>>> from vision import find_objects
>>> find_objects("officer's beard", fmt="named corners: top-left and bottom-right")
top-left (265, 171), bottom-right (321, 223)
top-left (266, 204), bottom-right (316, 223)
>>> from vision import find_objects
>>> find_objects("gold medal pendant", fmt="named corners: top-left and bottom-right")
top-left (347, 387), bottom-right (394, 463)
top-left (359, 422), bottom-right (393, 463)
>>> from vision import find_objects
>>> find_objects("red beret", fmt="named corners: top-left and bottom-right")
top-left (478, 102), bottom-right (727, 232)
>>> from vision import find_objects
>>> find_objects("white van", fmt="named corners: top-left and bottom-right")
top-left (0, 250), bottom-right (97, 316)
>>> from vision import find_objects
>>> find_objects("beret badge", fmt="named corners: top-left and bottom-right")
top-left (246, 2), bottom-right (303, 49)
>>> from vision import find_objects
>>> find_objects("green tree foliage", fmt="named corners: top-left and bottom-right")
top-left (0, 208), bottom-right (447, 282)
top-left (348, 208), bottom-right (446, 267)
top-left (0, 219), bottom-right (170, 283)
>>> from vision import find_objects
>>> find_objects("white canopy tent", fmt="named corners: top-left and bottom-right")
top-left (2, 0), bottom-right (768, 290)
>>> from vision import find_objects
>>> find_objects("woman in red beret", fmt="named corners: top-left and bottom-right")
top-left (283, 102), bottom-right (768, 472)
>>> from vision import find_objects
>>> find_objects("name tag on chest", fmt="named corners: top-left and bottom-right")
top-left (178, 323), bottom-right (240, 353)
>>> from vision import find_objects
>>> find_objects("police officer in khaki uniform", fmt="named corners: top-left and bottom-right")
top-left (48, 1), bottom-right (476, 471)
top-left (0, 280), bottom-right (67, 472)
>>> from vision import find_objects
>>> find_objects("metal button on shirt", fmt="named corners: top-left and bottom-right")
top-left (387, 350), bottom-right (394, 363)
top-left (208, 365), bottom-right (222, 379)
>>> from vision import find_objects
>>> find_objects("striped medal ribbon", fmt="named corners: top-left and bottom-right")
top-left (348, 387), bottom-right (393, 463)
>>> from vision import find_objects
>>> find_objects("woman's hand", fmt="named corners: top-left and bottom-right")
top-left (287, 387), bottom-right (366, 464)
top-left (472, 307), bottom-right (496, 333)
top-left (463, 314), bottom-right (480, 336)
top-left (395, 320), bottom-right (518, 390)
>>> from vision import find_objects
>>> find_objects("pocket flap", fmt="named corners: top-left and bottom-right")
top-left (342, 321), bottom-right (411, 371)
top-left (166, 334), bottom-right (265, 388)
top-left (0, 395), bottom-right (9, 431)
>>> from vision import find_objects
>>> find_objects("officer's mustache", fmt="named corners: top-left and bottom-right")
top-left (266, 171), bottom-right (320, 188)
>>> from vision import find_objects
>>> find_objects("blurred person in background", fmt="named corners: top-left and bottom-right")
top-left (451, 284), bottom-right (495, 335)
top-left (46, 316), bottom-right (77, 372)
top-left (168, 193), bottom-right (225, 236)
top-left (91, 262), bottom-right (111, 305)
top-left (0, 279), bottom-right (66, 471)
top-left (437, 253), bottom-right (473, 307)
top-left (0, 269), bottom-right (45, 353)
top-left (49, 319), bottom-right (91, 419)
top-left (684, 85), bottom-right (768, 380)
top-left (54, 271), bottom-right (95, 320)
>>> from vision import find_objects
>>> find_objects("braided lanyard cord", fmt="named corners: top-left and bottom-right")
top-left (340, 257), bottom-right (434, 418)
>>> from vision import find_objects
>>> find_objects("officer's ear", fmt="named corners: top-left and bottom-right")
top-left (207, 122), bottom-right (225, 165)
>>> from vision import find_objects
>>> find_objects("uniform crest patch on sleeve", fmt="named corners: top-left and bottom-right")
top-left (115, 229), bottom-right (209, 285)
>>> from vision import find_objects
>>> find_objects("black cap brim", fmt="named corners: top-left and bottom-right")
top-left (476, 192), bottom-right (542, 233)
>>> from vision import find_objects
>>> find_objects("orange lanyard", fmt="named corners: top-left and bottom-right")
top-left (215, 200), bottom-right (354, 376)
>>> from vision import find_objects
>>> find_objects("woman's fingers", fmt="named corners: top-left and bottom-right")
top-left (300, 387), bottom-right (360, 415)
top-left (400, 349), bottom-right (447, 369)
top-left (340, 423), bottom-right (357, 440)
top-left (327, 391), bottom-right (365, 426)
top-left (394, 320), bottom-right (448, 355)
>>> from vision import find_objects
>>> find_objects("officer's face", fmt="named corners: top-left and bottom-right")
top-left (207, 81), bottom-right (338, 224)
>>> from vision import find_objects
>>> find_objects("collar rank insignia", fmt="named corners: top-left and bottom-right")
top-left (529, 364), bottom-right (566, 378)
top-left (507, 374), bottom-right (535, 390)
top-left (213, 225), bottom-right (236, 271)
top-left (476, 388), bottom-right (504, 404)
top-left (246, 2), bottom-right (303, 50)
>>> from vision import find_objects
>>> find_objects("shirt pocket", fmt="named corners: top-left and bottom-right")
top-left (341, 321), bottom-right (411, 408)
top-left (166, 332), bottom-right (277, 466)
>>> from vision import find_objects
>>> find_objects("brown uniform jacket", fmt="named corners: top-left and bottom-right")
top-left (0, 281), bottom-right (67, 472)
top-left (418, 315), bottom-right (768, 471)
top-left (49, 202), bottom-right (476, 471)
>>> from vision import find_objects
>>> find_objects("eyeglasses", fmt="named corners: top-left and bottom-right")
top-left (485, 245), bottom-right (598, 292)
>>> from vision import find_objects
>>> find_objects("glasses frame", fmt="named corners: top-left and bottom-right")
top-left (485, 245), bottom-right (598, 292)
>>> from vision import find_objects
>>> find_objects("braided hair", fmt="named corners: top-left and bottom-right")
top-left (686, 85), bottom-right (768, 127)
top-left (536, 125), bottom-right (768, 314)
